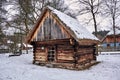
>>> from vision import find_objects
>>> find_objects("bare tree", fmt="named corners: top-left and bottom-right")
top-left (0, 0), bottom-right (7, 22)
top-left (47, 0), bottom-right (77, 18)
top-left (5, 0), bottom-right (74, 54)
top-left (103, 0), bottom-right (120, 48)
top-left (77, 0), bottom-right (101, 37)
top-left (6, 0), bottom-right (76, 33)
top-left (0, 0), bottom-right (7, 44)
top-left (9, 0), bottom-right (73, 33)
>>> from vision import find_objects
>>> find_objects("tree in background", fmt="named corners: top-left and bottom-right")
top-left (0, 0), bottom-right (7, 23)
top-left (0, 28), bottom-right (5, 45)
top-left (103, 0), bottom-right (120, 49)
top-left (0, 0), bottom-right (7, 45)
top-left (77, 0), bottom-right (101, 37)
top-left (7, 0), bottom-right (75, 34)
top-left (47, 0), bottom-right (77, 19)
top-left (5, 0), bottom-right (75, 54)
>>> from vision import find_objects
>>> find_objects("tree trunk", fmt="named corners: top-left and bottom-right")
top-left (24, 17), bottom-right (29, 54)
top-left (90, 0), bottom-right (97, 37)
top-left (113, 16), bottom-right (116, 49)
top-left (92, 13), bottom-right (97, 37)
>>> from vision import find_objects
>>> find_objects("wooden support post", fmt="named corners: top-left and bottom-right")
top-left (93, 45), bottom-right (96, 60)
top-left (73, 40), bottom-right (78, 68)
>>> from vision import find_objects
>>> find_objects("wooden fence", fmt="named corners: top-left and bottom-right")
top-left (98, 47), bottom-right (120, 52)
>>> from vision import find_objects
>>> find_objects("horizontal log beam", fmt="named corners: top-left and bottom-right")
top-left (32, 38), bottom-right (72, 46)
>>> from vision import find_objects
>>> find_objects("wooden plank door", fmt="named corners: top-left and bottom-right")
top-left (47, 46), bottom-right (56, 62)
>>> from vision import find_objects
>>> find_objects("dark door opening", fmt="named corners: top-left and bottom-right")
top-left (47, 46), bottom-right (55, 62)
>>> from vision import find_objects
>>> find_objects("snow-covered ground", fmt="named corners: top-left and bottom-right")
top-left (0, 52), bottom-right (120, 80)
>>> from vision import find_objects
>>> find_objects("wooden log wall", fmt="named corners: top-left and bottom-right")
top-left (32, 40), bottom-right (96, 69)
top-left (33, 39), bottom-right (74, 64)
top-left (77, 46), bottom-right (94, 64)
top-left (57, 45), bottom-right (74, 63)
top-left (33, 44), bottom-right (75, 64)
top-left (34, 45), bottom-right (47, 62)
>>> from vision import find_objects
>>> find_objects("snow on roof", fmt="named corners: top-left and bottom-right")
top-left (18, 43), bottom-right (33, 48)
top-left (7, 40), bottom-right (14, 44)
top-left (107, 28), bottom-right (120, 35)
top-left (23, 43), bottom-right (33, 47)
top-left (48, 6), bottom-right (98, 40)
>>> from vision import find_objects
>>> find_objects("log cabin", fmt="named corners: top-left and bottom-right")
top-left (26, 6), bottom-right (99, 70)
top-left (102, 28), bottom-right (120, 50)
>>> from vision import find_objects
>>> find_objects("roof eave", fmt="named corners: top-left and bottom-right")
top-left (78, 39), bottom-right (100, 45)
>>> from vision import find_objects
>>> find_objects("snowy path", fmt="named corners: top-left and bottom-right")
top-left (0, 53), bottom-right (120, 80)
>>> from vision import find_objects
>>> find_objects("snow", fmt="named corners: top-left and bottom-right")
top-left (7, 40), bottom-right (14, 44)
top-left (23, 43), bottom-right (33, 48)
top-left (0, 52), bottom-right (120, 80)
top-left (99, 51), bottom-right (120, 55)
top-left (48, 6), bottom-right (98, 40)
top-left (17, 43), bottom-right (33, 48)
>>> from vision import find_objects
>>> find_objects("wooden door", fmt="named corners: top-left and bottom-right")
top-left (47, 46), bottom-right (56, 62)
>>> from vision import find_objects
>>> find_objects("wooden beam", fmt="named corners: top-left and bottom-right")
top-left (35, 38), bottom-right (71, 45)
